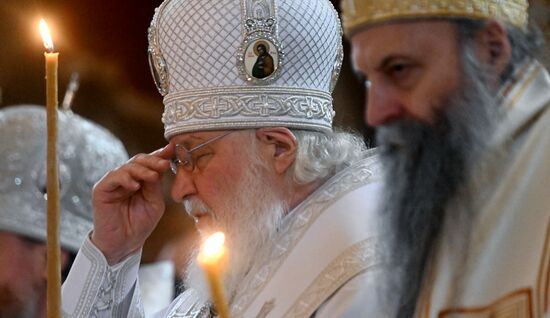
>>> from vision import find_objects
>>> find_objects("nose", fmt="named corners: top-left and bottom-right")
top-left (170, 170), bottom-right (197, 203)
top-left (365, 82), bottom-right (405, 127)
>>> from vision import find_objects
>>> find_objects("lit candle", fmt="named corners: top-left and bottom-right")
top-left (40, 18), bottom-right (61, 318)
top-left (197, 232), bottom-right (231, 318)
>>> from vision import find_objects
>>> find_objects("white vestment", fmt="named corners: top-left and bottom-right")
top-left (415, 61), bottom-right (550, 317)
top-left (62, 151), bottom-right (384, 318)
top-left (138, 261), bottom-right (175, 317)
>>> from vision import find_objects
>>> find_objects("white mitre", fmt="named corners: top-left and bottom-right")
top-left (147, 0), bottom-right (344, 138)
top-left (0, 105), bottom-right (129, 252)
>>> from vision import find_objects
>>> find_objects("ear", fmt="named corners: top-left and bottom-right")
top-left (256, 127), bottom-right (297, 174)
top-left (473, 19), bottom-right (512, 80)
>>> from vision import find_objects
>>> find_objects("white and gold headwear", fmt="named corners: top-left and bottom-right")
top-left (341, 0), bottom-right (529, 36)
top-left (147, 0), bottom-right (344, 139)
top-left (0, 105), bottom-right (128, 252)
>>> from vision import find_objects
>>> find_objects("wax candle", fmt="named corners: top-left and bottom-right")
top-left (40, 18), bottom-right (61, 318)
top-left (197, 232), bottom-right (231, 318)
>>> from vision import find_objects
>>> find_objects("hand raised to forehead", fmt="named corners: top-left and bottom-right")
top-left (90, 144), bottom-right (174, 265)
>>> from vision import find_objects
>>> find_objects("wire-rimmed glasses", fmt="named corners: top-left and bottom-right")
top-left (170, 131), bottom-right (233, 174)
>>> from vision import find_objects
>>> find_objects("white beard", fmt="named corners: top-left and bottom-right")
top-left (182, 157), bottom-right (286, 304)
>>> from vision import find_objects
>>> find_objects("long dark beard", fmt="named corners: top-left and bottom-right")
top-left (378, 44), bottom-right (499, 317)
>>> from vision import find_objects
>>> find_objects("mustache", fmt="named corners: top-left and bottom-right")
top-left (377, 115), bottom-right (450, 151)
top-left (183, 197), bottom-right (213, 219)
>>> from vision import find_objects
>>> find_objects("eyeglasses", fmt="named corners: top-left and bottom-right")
top-left (170, 131), bottom-right (233, 174)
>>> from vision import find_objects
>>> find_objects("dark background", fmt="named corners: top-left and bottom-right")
top-left (1, 0), bottom-right (548, 269)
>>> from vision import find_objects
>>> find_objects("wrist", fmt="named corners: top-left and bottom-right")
top-left (90, 231), bottom-right (135, 265)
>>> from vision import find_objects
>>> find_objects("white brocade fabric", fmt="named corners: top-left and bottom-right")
top-left (61, 235), bottom-right (143, 318)
top-left (0, 106), bottom-right (128, 253)
top-left (149, 0), bottom-right (344, 138)
top-left (61, 152), bottom-right (385, 318)
top-left (415, 61), bottom-right (550, 318)
top-left (158, 0), bottom-right (340, 91)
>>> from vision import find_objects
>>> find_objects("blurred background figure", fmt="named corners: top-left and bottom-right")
top-left (343, 0), bottom-right (550, 316)
top-left (0, 105), bottom-right (128, 318)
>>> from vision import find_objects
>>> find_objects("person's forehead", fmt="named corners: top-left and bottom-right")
top-left (351, 20), bottom-right (457, 69)
top-left (170, 131), bottom-right (211, 145)
top-left (169, 130), bottom-right (238, 147)
top-left (351, 18), bottom-right (458, 40)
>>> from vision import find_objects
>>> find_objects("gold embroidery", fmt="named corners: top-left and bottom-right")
top-left (415, 248), bottom-right (439, 318)
top-left (438, 289), bottom-right (533, 318)
top-left (536, 217), bottom-right (550, 316)
top-left (506, 64), bottom-right (544, 111)
top-left (417, 275), bottom-right (434, 318)
top-left (499, 61), bottom-right (531, 102)
top-left (255, 299), bottom-right (275, 318)
top-left (230, 156), bottom-right (381, 317)
top-left (283, 238), bottom-right (380, 317)
top-left (341, 0), bottom-right (528, 35)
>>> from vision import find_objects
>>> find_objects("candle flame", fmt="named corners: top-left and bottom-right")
top-left (198, 232), bottom-right (226, 263)
top-left (39, 19), bottom-right (54, 52)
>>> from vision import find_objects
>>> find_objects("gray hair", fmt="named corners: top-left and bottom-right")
top-left (453, 18), bottom-right (546, 82)
top-left (290, 129), bottom-right (368, 184)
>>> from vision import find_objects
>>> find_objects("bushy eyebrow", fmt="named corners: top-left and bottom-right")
top-left (175, 134), bottom-right (203, 142)
top-left (352, 53), bottom-right (408, 79)
top-left (172, 135), bottom-right (203, 149)
top-left (177, 131), bottom-right (233, 152)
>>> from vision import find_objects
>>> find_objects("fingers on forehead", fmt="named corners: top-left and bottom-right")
top-left (125, 162), bottom-right (162, 182)
top-left (149, 144), bottom-right (175, 159)
top-left (129, 153), bottom-right (168, 168)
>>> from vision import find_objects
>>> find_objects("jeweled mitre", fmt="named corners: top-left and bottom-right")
top-left (148, 0), bottom-right (344, 139)
top-left (0, 105), bottom-right (128, 252)
top-left (341, 0), bottom-right (528, 35)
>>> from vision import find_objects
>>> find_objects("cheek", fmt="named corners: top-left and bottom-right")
top-left (0, 241), bottom-right (43, 306)
top-left (194, 138), bottom-right (257, 210)
top-left (0, 250), bottom-right (38, 277)
top-left (0, 237), bottom-right (25, 280)
top-left (410, 67), bottom-right (461, 122)
top-left (195, 160), bottom-right (248, 208)
top-left (430, 52), bottom-right (462, 105)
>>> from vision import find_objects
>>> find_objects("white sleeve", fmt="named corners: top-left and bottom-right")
top-left (61, 235), bottom-right (144, 318)
top-left (313, 268), bottom-right (390, 318)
